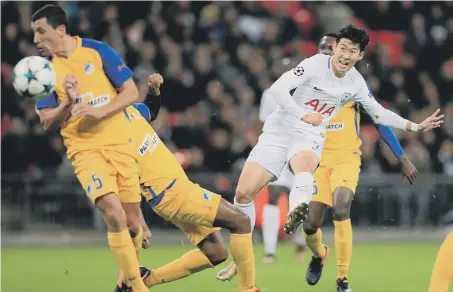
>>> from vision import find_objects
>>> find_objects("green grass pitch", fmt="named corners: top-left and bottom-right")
top-left (2, 242), bottom-right (452, 292)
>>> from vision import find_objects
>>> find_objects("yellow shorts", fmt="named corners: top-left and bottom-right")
top-left (150, 179), bottom-right (222, 245)
top-left (72, 148), bottom-right (140, 204)
top-left (312, 151), bottom-right (361, 207)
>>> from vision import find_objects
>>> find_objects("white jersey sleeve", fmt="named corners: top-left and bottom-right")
top-left (267, 55), bottom-right (323, 120)
top-left (354, 78), bottom-right (410, 131)
top-left (258, 89), bottom-right (278, 122)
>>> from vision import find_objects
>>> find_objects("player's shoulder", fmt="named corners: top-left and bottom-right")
top-left (81, 38), bottom-right (111, 53)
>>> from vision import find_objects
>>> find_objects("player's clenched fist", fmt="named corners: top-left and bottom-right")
top-left (142, 228), bottom-right (152, 249)
top-left (417, 109), bottom-right (444, 132)
top-left (302, 112), bottom-right (323, 126)
top-left (63, 75), bottom-right (79, 104)
top-left (148, 73), bottom-right (164, 89)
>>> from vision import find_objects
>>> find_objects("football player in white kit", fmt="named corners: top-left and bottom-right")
top-left (216, 24), bottom-right (443, 281)
top-left (258, 87), bottom-right (306, 264)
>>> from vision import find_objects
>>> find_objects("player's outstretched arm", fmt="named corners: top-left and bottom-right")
top-left (373, 123), bottom-right (418, 183)
top-left (356, 82), bottom-right (444, 133)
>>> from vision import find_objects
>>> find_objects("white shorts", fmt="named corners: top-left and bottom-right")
top-left (246, 126), bottom-right (325, 179)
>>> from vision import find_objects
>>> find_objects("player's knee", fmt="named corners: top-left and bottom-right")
top-left (235, 187), bottom-right (255, 205)
top-left (204, 246), bottom-right (229, 266)
top-left (230, 211), bottom-right (251, 234)
top-left (303, 219), bottom-right (321, 236)
top-left (103, 207), bottom-right (127, 231)
top-left (96, 194), bottom-right (127, 231)
top-left (332, 206), bottom-right (350, 221)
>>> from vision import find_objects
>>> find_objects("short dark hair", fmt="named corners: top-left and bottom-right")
top-left (32, 4), bottom-right (69, 33)
top-left (323, 32), bottom-right (338, 38)
top-left (336, 25), bottom-right (369, 51)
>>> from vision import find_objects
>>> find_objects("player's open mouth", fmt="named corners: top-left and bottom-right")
top-left (338, 60), bottom-right (349, 70)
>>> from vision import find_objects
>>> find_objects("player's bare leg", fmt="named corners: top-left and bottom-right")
top-left (116, 202), bottom-right (145, 288)
top-left (142, 231), bottom-right (228, 287)
top-left (303, 201), bottom-right (329, 285)
top-left (284, 151), bottom-right (319, 234)
top-left (332, 187), bottom-right (354, 292)
top-left (96, 194), bottom-right (148, 292)
top-left (217, 162), bottom-right (274, 281)
top-left (235, 161), bottom-right (276, 229)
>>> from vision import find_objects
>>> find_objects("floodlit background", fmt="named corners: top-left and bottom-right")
top-left (2, 1), bottom-right (453, 292)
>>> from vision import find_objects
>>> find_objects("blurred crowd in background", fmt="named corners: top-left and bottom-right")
top-left (2, 1), bottom-right (453, 183)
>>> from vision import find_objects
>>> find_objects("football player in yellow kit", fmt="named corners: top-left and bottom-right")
top-left (303, 33), bottom-right (418, 292)
top-left (33, 5), bottom-right (148, 292)
top-left (113, 75), bottom-right (258, 292)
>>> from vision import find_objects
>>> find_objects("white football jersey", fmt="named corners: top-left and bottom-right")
top-left (264, 54), bottom-right (409, 137)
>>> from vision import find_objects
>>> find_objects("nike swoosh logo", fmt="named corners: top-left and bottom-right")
top-left (314, 87), bottom-right (324, 91)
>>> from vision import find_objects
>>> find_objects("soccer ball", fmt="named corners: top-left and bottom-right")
top-left (13, 56), bottom-right (57, 100)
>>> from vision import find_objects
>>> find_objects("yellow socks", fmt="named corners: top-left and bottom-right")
top-left (334, 219), bottom-right (353, 279)
top-left (304, 229), bottom-right (326, 259)
top-left (108, 230), bottom-right (148, 292)
top-left (121, 227), bottom-right (144, 283)
top-left (429, 233), bottom-right (453, 292)
top-left (145, 249), bottom-right (213, 287)
top-left (230, 233), bottom-right (256, 292)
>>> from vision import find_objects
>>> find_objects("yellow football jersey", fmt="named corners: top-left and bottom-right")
top-left (36, 36), bottom-right (134, 158)
top-left (323, 101), bottom-right (361, 152)
top-left (125, 106), bottom-right (189, 199)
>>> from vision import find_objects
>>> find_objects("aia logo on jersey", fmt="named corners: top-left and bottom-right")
top-left (341, 93), bottom-right (352, 104)
top-left (84, 64), bottom-right (94, 75)
top-left (293, 66), bottom-right (304, 76)
top-left (304, 99), bottom-right (336, 116)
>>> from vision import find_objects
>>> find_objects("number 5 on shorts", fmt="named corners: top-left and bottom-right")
top-left (313, 180), bottom-right (318, 195)
top-left (92, 174), bottom-right (103, 190)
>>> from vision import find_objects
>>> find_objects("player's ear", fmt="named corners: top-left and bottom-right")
top-left (358, 51), bottom-right (364, 61)
top-left (56, 24), bottom-right (66, 37)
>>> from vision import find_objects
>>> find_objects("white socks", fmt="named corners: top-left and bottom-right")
top-left (293, 225), bottom-right (305, 246)
top-left (289, 172), bottom-right (314, 213)
top-left (234, 198), bottom-right (256, 231)
top-left (262, 204), bottom-right (279, 255)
